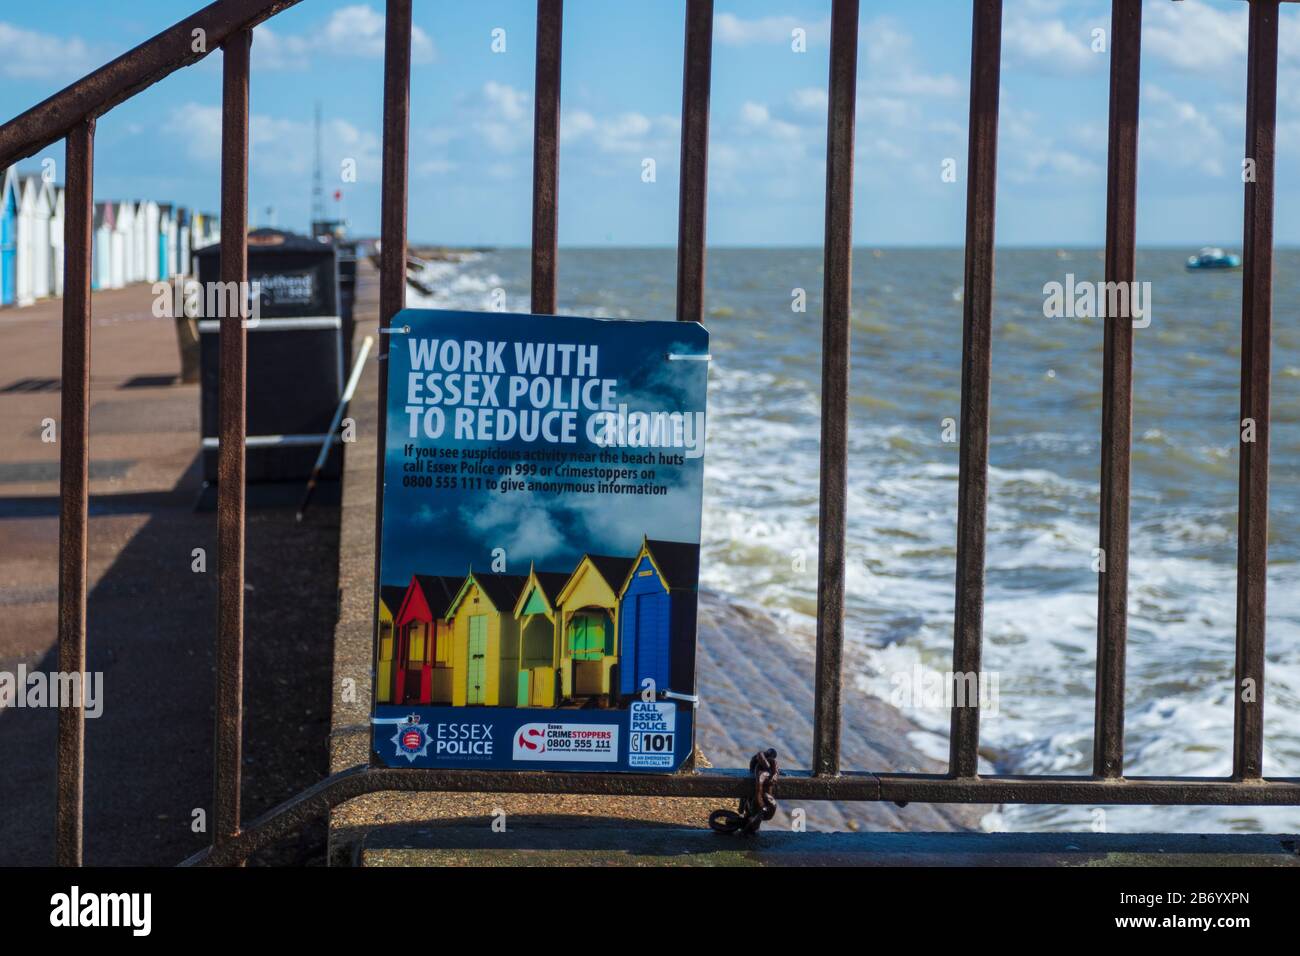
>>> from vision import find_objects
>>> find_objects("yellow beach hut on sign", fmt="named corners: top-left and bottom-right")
top-left (554, 554), bottom-right (635, 705)
top-left (511, 564), bottom-right (571, 708)
top-left (446, 571), bottom-right (527, 707)
top-left (375, 584), bottom-right (407, 704)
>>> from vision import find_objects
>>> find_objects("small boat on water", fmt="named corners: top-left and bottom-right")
top-left (1186, 247), bottom-right (1241, 270)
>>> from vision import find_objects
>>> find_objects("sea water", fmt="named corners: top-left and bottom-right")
top-left (408, 246), bottom-right (1300, 833)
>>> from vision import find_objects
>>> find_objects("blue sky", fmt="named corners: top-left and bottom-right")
top-left (2, 0), bottom-right (1299, 246)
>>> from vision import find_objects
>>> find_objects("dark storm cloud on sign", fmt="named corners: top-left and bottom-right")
top-left (379, 309), bottom-right (709, 588)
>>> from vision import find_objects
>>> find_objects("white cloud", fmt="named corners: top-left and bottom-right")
top-left (1002, 14), bottom-right (1102, 75)
top-left (714, 13), bottom-right (828, 46)
top-left (862, 17), bottom-right (961, 97)
top-left (255, 4), bottom-right (434, 71)
top-left (0, 22), bottom-right (97, 79)
top-left (1143, 0), bottom-right (1245, 72)
top-left (1138, 83), bottom-right (1231, 177)
top-left (164, 103), bottom-right (381, 182)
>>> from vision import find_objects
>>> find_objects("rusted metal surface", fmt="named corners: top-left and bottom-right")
top-left (1234, 0), bottom-right (1278, 782)
top-left (182, 762), bottom-right (1300, 865)
top-left (675, 0), bottom-right (712, 325)
top-left (1093, 0), bottom-right (1141, 781)
top-left (55, 119), bottom-right (95, 868)
top-left (213, 28), bottom-right (251, 850)
top-left (948, 0), bottom-right (1002, 781)
top-left (812, 0), bottom-right (859, 779)
top-left (0, 0), bottom-right (302, 168)
top-left (531, 0), bottom-right (563, 315)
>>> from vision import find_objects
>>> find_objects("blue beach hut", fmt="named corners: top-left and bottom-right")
top-left (1, 167), bottom-right (19, 306)
top-left (616, 537), bottom-right (700, 700)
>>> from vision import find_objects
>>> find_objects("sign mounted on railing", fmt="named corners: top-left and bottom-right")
top-left (372, 308), bottom-right (709, 773)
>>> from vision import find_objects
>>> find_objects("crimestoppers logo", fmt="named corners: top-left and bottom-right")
top-left (390, 713), bottom-right (432, 762)
top-left (514, 723), bottom-right (547, 756)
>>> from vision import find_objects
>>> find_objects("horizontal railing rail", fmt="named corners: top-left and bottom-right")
top-left (0, 0), bottom-right (1294, 867)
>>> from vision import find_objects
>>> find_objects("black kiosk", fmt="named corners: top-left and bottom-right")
top-left (196, 228), bottom-right (344, 488)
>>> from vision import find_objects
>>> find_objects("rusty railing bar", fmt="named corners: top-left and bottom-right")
top-left (812, 0), bottom-right (859, 778)
top-left (675, 0), bottom-right (713, 325)
top-left (0, 0), bottom-right (303, 168)
top-left (369, 0), bottom-right (413, 770)
top-left (55, 118), bottom-right (96, 868)
top-left (948, 0), bottom-right (1002, 780)
top-left (1093, 0), bottom-right (1141, 781)
top-left (213, 27), bottom-right (251, 851)
top-left (1233, 0), bottom-right (1278, 781)
top-left (180, 763), bottom-right (1300, 865)
top-left (530, 0), bottom-right (563, 314)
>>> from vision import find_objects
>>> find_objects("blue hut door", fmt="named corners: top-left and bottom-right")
top-left (635, 593), bottom-right (669, 692)
top-left (1, 190), bottom-right (15, 305)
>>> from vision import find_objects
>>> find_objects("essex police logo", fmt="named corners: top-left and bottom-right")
top-left (390, 714), bottom-right (432, 762)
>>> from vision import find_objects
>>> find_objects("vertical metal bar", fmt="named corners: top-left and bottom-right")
top-left (675, 0), bottom-right (712, 325)
top-left (948, 0), bottom-right (1001, 780)
top-left (531, 0), bottom-right (562, 314)
top-left (56, 118), bottom-right (95, 867)
top-left (812, 0), bottom-right (858, 778)
top-left (372, 0), bottom-right (412, 741)
top-left (1093, 0), bottom-right (1141, 781)
top-left (1234, 0), bottom-right (1278, 782)
top-left (214, 27), bottom-right (251, 850)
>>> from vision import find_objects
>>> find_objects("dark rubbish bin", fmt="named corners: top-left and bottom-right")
top-left (196, 228), bottom-right (344, 484)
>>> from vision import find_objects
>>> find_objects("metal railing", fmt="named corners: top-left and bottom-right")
top-left (1, 0), bottom-right (1296, 868)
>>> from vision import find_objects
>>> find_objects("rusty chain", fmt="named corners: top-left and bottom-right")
top-left (708, 748), bottom-right (779, 835)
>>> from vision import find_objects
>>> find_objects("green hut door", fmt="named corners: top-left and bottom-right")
top-left (467, 615), bottom-right (488, 705)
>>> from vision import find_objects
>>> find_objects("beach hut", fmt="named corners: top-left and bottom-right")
top-left (375, 584), bottom-right (407, 705)
top-left (176, 207), bottom-right (192, 276)
top-left (16, 174), bottom-right (55, 304)
top-left (158, 203), bottom-right (175, 278)
top-left (92, 203), bottom-right (115, 291)
top-left (446, 572), bottom-right (527, 707)
top-left (137, 199), bottom-right (160, 283)
top-left (0, 168), bottom-right (17, 306)
top-left (554, 554), bottom-right (634, 704)
top-left (391, 574), bottom-right (462, 705)
top-left (617, 538), bottom-right (700, 701)
top-left (51, 186), bottom-right (65, 297)
top-left (113, 201), bottom-right (135, 287)
top-left (511, 564), bottom-right (571, 708)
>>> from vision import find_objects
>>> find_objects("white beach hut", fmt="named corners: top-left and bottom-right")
top-left (51, 186), bottom-right (65, 297)
top-left (176, 207), bottom-right (192, 277)
top-left (113, 200), bottom-right (135, 288)
top-left (137, 199), bottom-right (160, 283)
top-left (16, 174), bottom-right (55, 305)
top-left (93, 202), bottom-right (115, 290)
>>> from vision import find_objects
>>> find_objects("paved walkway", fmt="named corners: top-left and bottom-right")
top-left (0, 282), bottom-right (341, 865)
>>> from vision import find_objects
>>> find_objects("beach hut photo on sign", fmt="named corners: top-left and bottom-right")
top-left (617, 538), bottom-right (700, 702)
top-left (392, 574), bottom-right (462, 705)
top-left (511, 564), bottom-right (570, 708)
top-left (0, 167), bottom-right (17, 306)
top-left (554, 554), bottom-right (634, 704)
top-left (445, 571), bottom-right (526, 707)
top-left (16, 173), bottom-right (55, 305)
top-left (374, 584), bottom-right (406, 705)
